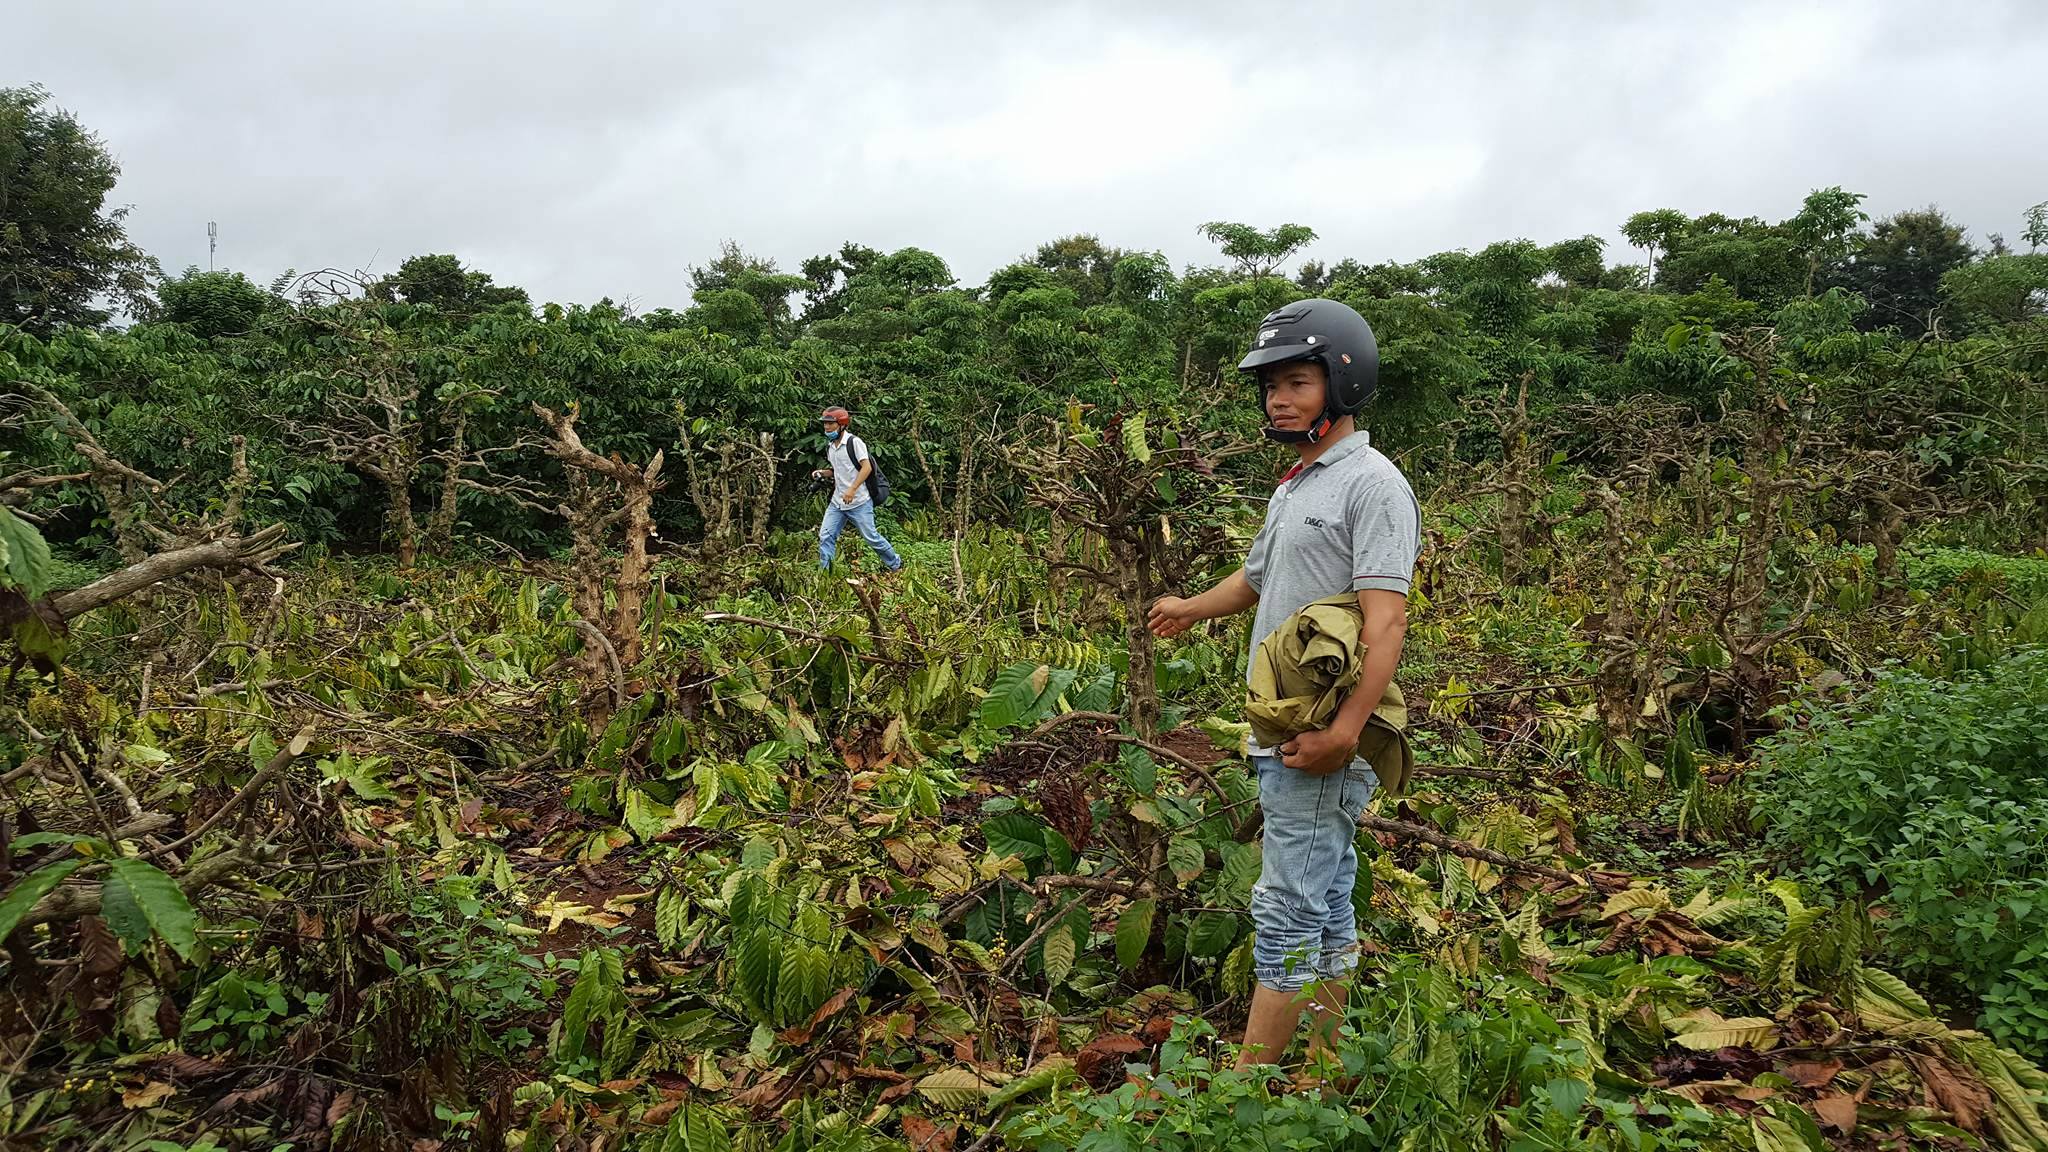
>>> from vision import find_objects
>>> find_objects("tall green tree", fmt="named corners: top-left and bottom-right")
top-left (687, 241), bottom-right (807, 341)
top-left (1786, 186), bottom-right (1868, 296)
top-left (159, 267), bottom-right (271, 339)
top-left (1836, 207), bottom-right (1977, 334)
top-left (368, 253), bottom-right (529, 323)
top-left (1621, 209), bottom-right (1687, 281)
top-left (0, 85), bottom-right (158, 332)
top-left (1197, 221), bottom-right (1317, 279)
top-left (2021, 200), bottom-right (2047, 254)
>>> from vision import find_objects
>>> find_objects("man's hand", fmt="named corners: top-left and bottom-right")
top-left (811, 469), bottom-right (830, 481)
top-left (1148, 595), bottom-right (1199, 639)
top-left (840, 486), bottom-right (859, 505)
top-left (1280, 724), bottom-right (1358, 776)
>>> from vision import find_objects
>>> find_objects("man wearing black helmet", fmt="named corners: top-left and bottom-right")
top-left (1148, 299), bottom-right (1419, 1074)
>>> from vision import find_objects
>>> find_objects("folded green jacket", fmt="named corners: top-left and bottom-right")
top-left (1247, 592), bottom-right (1413, 795)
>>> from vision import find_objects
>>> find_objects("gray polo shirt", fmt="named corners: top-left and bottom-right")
top-left (1241, 429), bottom-right (1419, 752)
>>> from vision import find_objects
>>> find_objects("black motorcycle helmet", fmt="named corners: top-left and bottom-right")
top-left (1237, 298), bottom-right (1379, 444)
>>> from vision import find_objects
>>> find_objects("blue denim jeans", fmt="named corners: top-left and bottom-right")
top-left (1249, 753), bottom-right (1378, 992)
top-left (818, 501), bottom-right (901, 571)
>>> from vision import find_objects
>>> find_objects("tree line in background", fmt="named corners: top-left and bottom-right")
top-left (4, 81), bottom-right (2046, 576)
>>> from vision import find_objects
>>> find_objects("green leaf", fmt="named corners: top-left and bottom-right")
top-left (977, 662), bottom-right (1049, 731)
top-left (623, 789), bottom-right (678, 842)
top-left (1752, 1101), bottom-right (1829, 1152)
top-left (1186, 911), bottom-right (1239, 959)
top-left (1041, 922), bottom-right (1076, 986)
top-left (8, 602), bottom-right (66, 667)
top-left (8, 831), bottom-right (93, 852)
top-left (1222, 933), bottom-right (1256, 997)
top-left (987, 1057), bottom-right (1077, 1109)
top-left (659, 1102), bottom-right (733, 1152)
top-left (0, 860), bottom-right (80, 939)
top-left (1115, 899), bottom-right (1156, 970)
top-left (1219, 843), bottom-right (1262, 903)
top-left (981, 813), bottom-right (1047, 863)
top-left (1121, 411), bottom-right (1152, 464)
top-left (916, 1068), bottom-right (993, 1112)
top-left (1665, 1009), bottom-right (1778, 1051)
top-left (122, 743), bottom-right (172, 767)
top-left (655, 886), bottom-right (689, 950)
top-left (247, 730), bottom-right (279, 773)
top-left (649, 716), bottom-right (690, 766)
top-left (0, 507), bottom-right (54, 598)
top-left (104, 858), bottom-right (199, 960)
top-left (1165, 838), bottom-right (1205, 884)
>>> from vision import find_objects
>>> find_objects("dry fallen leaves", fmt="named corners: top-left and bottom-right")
top-left (1811, 1092), bottom-right (1858, 1132)
top-left (1781, 1060), bottom-right (1842, 1089)
top-left (121, 1080), bottom-right (175, 1109)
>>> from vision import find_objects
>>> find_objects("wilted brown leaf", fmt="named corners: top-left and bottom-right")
top-left (730, 1076), bottom-right (788, 1110)
top-left (1812, 1093), bottom-right (1858, 1132)
top-left (1910, 1054), bottom-right (1991, 1133)
top-left (149, 1052), bottom-right (228, 1080)
top-left (1076, 1033), bottom-right (1148, 1089)
top-left (641, 1098), bottom-right (683, 1126)
top-left (121, 1080), bottom-right (175, 1109)
top-left (1781, 1060), bottom-right (1842, 1089)
top-left (778, 986), bottom-right (857, 1045)
top-left (901, 1113), bottom-right (957, 1152)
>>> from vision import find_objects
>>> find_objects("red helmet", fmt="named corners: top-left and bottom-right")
top-left (819, 405), bottom-right (850, 426)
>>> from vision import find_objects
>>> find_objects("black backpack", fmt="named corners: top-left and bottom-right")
top-left (850, 437), bottom-right (892, 508)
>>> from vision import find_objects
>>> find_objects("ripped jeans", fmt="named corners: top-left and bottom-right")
top-left (1249, 753), bottom-right (1378, 992)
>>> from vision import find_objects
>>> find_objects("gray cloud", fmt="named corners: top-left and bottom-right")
top-left (8, 0), bottom-right (2046, 307)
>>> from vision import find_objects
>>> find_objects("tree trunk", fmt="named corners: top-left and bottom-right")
top-left (747, 432), bottom-right (777, 548)
top-left (565, 473), bottom-right (608, 678)
top-left (425, 408), bottom-right (468, 554)
top-left (610, 475), bottom-right (656, 669)
top-left (1585, 485), bottom-right (1638, 745)
top-left (384, 468), bottom-right (418, 570)
top-left (1495, 381), bottom-right (1537, 586)
top-left (953, 427), bottom-right (977, 542)
top-left (909, 412), bottom-right (950, 522)
top-left (1113, 534), bottom-right (1162, 740)
top-left (1871, 497), bottom-right (1906, 606)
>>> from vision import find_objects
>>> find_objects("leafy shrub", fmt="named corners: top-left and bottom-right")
top-left (1758, 648), bottom-right (2048, 1055)
top-left (1005, 962), bottom-right (1737, 1152)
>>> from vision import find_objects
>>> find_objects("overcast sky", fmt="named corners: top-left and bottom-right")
top-left (9, 1), bottom-right (2047, 309)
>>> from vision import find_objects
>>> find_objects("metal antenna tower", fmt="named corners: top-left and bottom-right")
top-left (207, 222), bottom-right (218, 270)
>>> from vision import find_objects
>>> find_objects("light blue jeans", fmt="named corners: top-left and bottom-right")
top-left (818, 501), bottom-right (901, 571)
top-left (1249, 753), bottom-right (1378, 992)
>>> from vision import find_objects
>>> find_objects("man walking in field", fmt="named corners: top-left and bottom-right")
top-left (811, 405), bottom-right (902, 574)
top-left (1148, 299), bottom-right (1419, 1074)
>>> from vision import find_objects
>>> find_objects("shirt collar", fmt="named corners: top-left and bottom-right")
top-left (1279, 429), bottom-right (1370, 484)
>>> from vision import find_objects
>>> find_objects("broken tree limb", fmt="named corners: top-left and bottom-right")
top-left (24, 846), bottom-right (255, 928)
top-left (1035, 874), bottom-right (1153, 900)
top-left (1434, 678), bottom-right (1595, 701)
top-left (1412, 764), bottom-right (1517, 781)
top-left (145, 722), bottom-right (317, 860)
top-left (49, 525), bottom-right (296, 618)
top-left (1030, 710), bottom-right (1122, 737)
top-left (699, 613), bottom-right (918, 667)
top-left (1359, 815), bottom-right (1587, 887)
top-left (567, 618), bottom-right (626, 711)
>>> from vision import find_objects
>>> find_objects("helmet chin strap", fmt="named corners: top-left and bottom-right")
top-left (1262, 409), bottom-right (1336, 445)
